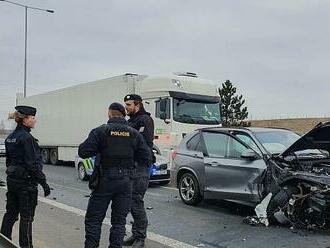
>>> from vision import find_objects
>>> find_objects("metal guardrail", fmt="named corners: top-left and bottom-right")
top-left (0, 234), bottom-right (18, 248)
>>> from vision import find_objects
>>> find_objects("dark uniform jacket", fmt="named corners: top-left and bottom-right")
top-left (128, 108), bottom-right (155, 177)
top-left (128, 108), bottom-right (154, 149)
top-left (78, 117), bottom-right (151, 176)
top-left (5, 124), bottom-right (46, 186)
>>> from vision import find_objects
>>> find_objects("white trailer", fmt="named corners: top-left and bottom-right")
top-left (17, 73), bottom-right (221, 164)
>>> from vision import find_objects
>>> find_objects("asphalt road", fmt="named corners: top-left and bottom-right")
top-left (1, 158), bottom-right (330, 248)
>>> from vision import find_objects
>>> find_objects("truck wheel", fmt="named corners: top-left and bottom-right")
top-left (49, 148), bottom-right (58, 165)
top-left (179, 172), bottom-right (202, 205)
top-left (78, 163), bottom-right (88, 181)
top-left (41, 149), bottom-right (50, 164)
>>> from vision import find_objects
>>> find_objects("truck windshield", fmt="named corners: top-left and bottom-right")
top-left (173, 98), bottom-right (221, 125)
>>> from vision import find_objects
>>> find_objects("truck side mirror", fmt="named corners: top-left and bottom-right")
top-left (159, 99), bottom-right (167, 112)
top-left (160, 112), bottom-right (170, 124)
top-left (160, 112), bottom-right (166, 120)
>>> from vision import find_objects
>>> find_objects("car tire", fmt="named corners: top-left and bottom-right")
top-left (179, 172), bottom-right (202, 205)
top-left (41, 148), bottom-right (50, 164)
top-left (49, 148), bottom-right (58, 165)
top-left (78, 163), bottom-right (88, 181)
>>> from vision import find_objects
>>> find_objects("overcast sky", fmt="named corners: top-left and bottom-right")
top-left (1, 0), bottom-right (329, 127)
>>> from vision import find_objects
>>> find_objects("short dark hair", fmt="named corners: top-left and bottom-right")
top-left (109, 109), bottom-right (124, 117)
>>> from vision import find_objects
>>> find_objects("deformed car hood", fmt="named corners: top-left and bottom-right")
top-left (280, 122), bottom-right (330, 158)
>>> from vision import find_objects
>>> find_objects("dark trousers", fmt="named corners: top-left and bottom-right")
top-left (131, 176), bottom-right (149, 240)
top-left (0, 180), bottom-right (38, 248)
top-left (85, 173), bottom-right (133, 248)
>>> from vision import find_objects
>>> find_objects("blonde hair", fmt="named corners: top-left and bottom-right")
top-left (8, 111), bottom-right (27, 124)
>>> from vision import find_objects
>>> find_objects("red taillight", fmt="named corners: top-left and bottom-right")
top-left (171, 150), bottom-right (177, 160)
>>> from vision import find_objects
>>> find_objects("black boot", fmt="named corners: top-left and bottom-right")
top-left (132, 239), bottom-right (145, 248)
top-left (122, 235), bottom-right (136, 246)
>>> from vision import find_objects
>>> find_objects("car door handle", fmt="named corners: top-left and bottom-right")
top-left (206, 161), bottom-right (220, 167)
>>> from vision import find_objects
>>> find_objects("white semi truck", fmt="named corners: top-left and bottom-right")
top-left (17, 72), bottom-right (221, 164)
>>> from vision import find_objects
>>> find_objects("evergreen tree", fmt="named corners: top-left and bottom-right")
top-left (219, 80), bottom-right (249, 126)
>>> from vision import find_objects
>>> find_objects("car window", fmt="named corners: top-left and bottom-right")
top-left (254, 130), bottom-right (300, 155)
top-left (202, 132), bottom-right (228, 158)
top-left (186, 134), bottom-right (200, 151)
top-left (0, 139), bottom-right (4, 145)
top-left (234, 133), bottom-right (261, 155)
top-left (195, 140), bottom-right (204, 153)
top-left (227, 136), bottom-right (249, 159)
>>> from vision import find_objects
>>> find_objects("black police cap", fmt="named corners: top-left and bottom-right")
top-left (15, 105), bottom-right (37, 116)
top-left (124, 94), bottom-right (142, 102)
top-left (109, 102), bottom-right (126, 116)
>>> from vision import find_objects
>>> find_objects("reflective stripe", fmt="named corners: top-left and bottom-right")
top-left (82, 160), bottom-right (89, 170)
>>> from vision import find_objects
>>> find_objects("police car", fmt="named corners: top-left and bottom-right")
top-left (75, 153), bottom-right (171, 186)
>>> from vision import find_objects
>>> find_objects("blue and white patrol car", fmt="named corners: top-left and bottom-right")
top-left (75, 153), bottom-right (171, 185)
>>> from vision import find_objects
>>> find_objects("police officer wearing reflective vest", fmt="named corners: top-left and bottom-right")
top-left (78, 103), bottom-right (151, 248)
top-left (0, 106), bottom-right (51, 248)
top-left (123, 94), bottom-right (154, 248)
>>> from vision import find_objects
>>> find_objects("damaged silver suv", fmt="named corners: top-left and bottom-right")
top-left (173, 123), bottom-right (330, 228)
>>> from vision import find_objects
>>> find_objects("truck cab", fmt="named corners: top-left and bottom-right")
top-left (136, 72), bottom-right (222, 157)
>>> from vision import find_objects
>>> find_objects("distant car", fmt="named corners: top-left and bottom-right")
top-left (173, 124), bottom-right (330, 228)
top-left (0, 138), bottom-right (6, 157)
top-left (75, 153), bottom-right (171, 185)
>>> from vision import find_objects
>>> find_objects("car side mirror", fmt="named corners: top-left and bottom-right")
top-left (241, 149), bottom-right (257, 160)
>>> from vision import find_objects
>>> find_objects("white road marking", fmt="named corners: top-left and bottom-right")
top-left (0, 186), bottom-right (196, 248)
top-left (38, 197), bottom-right (197, 248)
top-left (48, 181), bottom-right (178, 198)
top-left (160, 186), bottom-right (177, 191)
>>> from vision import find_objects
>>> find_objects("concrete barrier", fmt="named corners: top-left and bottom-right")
top-left (0, 234), bottom-right (18, 248)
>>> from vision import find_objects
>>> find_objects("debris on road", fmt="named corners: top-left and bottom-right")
top-left (255, 192), bottom-right (272, 227)
top-left (243, 216), bottom-right (264, 226)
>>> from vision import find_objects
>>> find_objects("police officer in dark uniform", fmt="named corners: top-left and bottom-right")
top-left (123, 94), bottom-right (154, 248)
top-left (0, 106), bottom-right (51, 248)
top-left (79, 103), bottom-right (151, 248)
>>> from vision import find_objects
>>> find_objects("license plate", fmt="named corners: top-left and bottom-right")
top-left (154, 170), bottom-right (167, 175)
